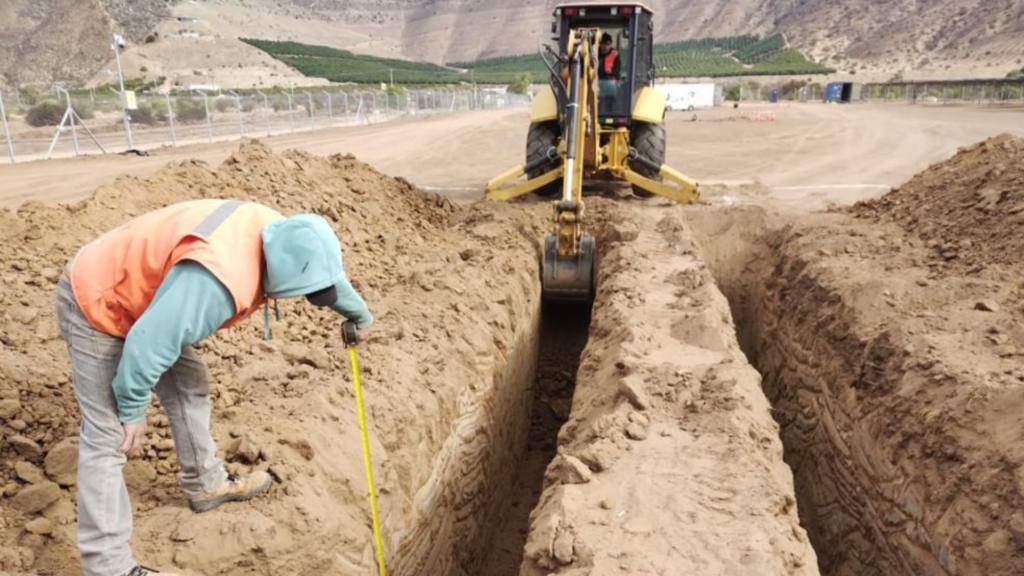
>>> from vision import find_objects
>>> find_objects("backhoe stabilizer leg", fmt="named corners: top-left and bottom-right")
top-left (485, 164), bottom-right (565, 201)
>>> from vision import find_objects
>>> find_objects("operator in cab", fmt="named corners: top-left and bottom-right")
top-left (598, 32), bottom-right (621, 114)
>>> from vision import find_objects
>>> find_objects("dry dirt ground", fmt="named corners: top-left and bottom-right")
top-left (1, 102), bottom-right (1024, 576)
top-left (2, 103), bottom-right (1023, 210)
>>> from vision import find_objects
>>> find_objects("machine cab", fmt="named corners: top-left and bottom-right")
top-left (552, 3), bottom-right (654, 123)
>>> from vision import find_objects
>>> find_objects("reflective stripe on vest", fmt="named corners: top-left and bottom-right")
top-left (70, 199), bottom-right (284, 338)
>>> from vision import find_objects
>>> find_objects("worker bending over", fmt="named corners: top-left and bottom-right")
top-left (55, 199), bottom-right (373, 576)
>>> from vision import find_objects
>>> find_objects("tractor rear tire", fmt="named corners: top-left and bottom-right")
top-left (629, 121), bottom-right (666, 198)
top-left (526, 121), bottom-right (562, 197)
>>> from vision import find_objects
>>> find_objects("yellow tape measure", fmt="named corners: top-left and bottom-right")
top-left (349, 345), bottom-right (388, 576)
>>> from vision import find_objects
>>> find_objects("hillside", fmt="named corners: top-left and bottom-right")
top-left (2, 0), bottom-right (1022, 88)
top-left (245, 34), bottom-right (833, 85)
top-left (0, 0), bottom-right (171, 88)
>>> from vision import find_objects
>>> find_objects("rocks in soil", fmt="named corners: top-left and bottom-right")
top-left (44, 437), bottom-right (79, 486)
top-left (975, 300), bottom-right (1000, 313)
top-left (10, 482), bottom-right (62, 514)
top-left (852, 135), bottom-right (1024, 271)
top-left (41, 499), bottom-right (75, 525)
top-left (24, 518), bottom-right (54, 536)
top-left (0, 398), bottom-right (21, 420)
top-left (14, 462), bottom-right (46, 484)
top-left (624, 421), bottom-right (649, 441)
top-left (227, 434), bottom-right (261, 464)
top-left (552, 530), bottom-right (575, 564)
top-left (8, 436), bottom-right (43, 462)
top-left (549, 454), bottom-right (593, 485)
top-left (618, 375), bottom-right (650, 410)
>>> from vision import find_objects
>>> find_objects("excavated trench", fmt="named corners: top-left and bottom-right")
top-left (404, 206), bottom-right (972, 576)
top-left (479, 303), bottom-right (592, 576)
top-left (684, 208), bottom-right (990, 576)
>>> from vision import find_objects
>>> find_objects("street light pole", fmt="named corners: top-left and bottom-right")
top-left (112, 33), bottom-right (134, 150)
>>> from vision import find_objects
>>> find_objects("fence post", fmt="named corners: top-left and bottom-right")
top-left (257, 91), bottom-right (270, 137)
top-left (286, 91), bottom-right (295, 133)
top-left (322, 90), bottom-right (333, 125)
top-left (342, 92), bottom-right (350, 121)
top-left (195, 91), bottom-right (212, 142)
top-left (61, 90), bottom-right (81, 156)
top-left (303, 91), bottom-right (315, 131)
top-left (165, 92), bottom-right (177, 146)
top-left (0, 91), bottom-right (14, 163)
top-left (228, 90), bottom-right (244, 138)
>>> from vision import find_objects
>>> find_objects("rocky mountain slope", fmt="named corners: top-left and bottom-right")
top-left (0, 0), bottom-right (171, 88)
top-left (2, 0), bottom-right (1022, 88)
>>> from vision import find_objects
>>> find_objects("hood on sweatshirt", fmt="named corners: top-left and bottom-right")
top-left (261, 214), bottom-right (345, 299)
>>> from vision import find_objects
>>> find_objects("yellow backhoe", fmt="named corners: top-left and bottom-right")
top-left (486, 3), bottom-right (700, 301)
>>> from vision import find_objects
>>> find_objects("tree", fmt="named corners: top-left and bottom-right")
top-left (725, 85), bottom-right (742, 102)
top-left (507, 73), bottom-right (532, 95)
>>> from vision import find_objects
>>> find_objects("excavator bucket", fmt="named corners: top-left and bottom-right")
top-left (542, 233), bottom-right (595, 302)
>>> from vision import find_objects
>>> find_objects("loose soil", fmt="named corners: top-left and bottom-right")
top-left (688, 135), bottom-right (1024, 576)
top-left (4, 131), bottom-right (1024, 576)
top-left (0, 141), bottom-right (820, 576)
top-left (0, 141), bottom-right (550, 576)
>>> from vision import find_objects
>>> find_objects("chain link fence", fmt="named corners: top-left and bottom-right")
top-left (860, 81), bottom-right (1024, 105)
top-left (0, 88), bottom-right (529, 164)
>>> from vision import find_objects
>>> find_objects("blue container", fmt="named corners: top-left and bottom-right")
top-left (769, 89), bottom-right (780, 103)
top-left (825, 82), bottom-right (844, 103)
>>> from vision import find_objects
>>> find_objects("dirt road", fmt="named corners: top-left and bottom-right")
top-left (2, 103), bottom-right (1022, 210)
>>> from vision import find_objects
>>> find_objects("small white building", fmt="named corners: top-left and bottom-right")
top-left (656, 83), bottom-right (721, 110)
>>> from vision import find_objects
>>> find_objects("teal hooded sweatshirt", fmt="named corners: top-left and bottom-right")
top-left (111, 212), bottom-right (372, 424)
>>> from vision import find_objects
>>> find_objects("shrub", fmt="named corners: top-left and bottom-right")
top-left (25, 101), bottom-right (65, 127)
top-left (174, 100), bottom-right (208, 123)
top-left (507, 73), bottom-right (532, 95)
top-left (214, 98), bottom-right (235, 113)
top-left (129, 106), bottom-right (162, 126)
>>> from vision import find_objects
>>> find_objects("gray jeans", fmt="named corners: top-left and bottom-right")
top-left (56, 272), bottom-right (228, 576)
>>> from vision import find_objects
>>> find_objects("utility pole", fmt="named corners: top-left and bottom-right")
top-left (112, 33), bottom-right (134, 151)
top-left (389, 68), bottom-right (394, 88)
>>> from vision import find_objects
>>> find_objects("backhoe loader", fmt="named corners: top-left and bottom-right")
top-left (486, 3), bottom-right (700, 302)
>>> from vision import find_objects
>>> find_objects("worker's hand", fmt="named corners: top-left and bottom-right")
top-left (118, 421), bottom-right (148, 459)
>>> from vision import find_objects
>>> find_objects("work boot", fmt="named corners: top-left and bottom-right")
top-left (189, 471), bottom-right (273, 513)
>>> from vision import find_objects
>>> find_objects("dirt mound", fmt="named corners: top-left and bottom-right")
top-left (0, 141), bottom-right (548, 576)
top-left (851, 134), bottom-right (1024, 271)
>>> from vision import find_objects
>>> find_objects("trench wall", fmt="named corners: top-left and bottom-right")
top-left (686, 208), bottom-right (1024, 576)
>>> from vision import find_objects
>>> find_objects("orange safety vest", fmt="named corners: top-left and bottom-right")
top-left (71, 199), bottom-right (284, 338)
top-left (603, 50), bottom-right (619, 78)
